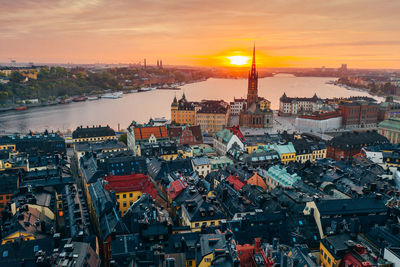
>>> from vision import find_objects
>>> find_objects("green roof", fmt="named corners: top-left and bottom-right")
top-left (263, 142), bottom-right (296, 156)
top-left (378, 117), bottom-right (400, 131)
top-left (215, 129), bottom-right (233, 144)
top-left (266, 165), bottom-right (301, 187)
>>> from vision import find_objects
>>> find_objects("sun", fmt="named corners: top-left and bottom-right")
top-left (226, 55), bottom-right (250, 66)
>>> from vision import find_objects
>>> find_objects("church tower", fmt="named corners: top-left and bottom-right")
top-left (246, 44), bottom-right (258, 107)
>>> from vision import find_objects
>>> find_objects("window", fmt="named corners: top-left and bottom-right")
top-left (195, 223), bottom-right (200, 227)
top-left (328, 257), bottom-right (331, 264)
top-left (123, 202), bottom-right (127, 207)
top-left (116, 195), bottom-right (120, 199)
top-left (0, 196), bottom-right (3, 200)
top-left (123, 194), bottom-right (126, 198)
top-left (129, 193), bottom-right (133, 198)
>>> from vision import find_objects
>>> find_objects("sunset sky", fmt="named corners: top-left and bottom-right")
top-left (1, 0), bottom-right (400, 68)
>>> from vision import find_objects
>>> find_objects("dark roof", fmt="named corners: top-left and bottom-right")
top-left (72, 125), bottom-right (115, 139)
top-left (328, 131), bottom-right (389, 150)
top-left (315, 198), bottom-right (387, 215)
top-left (0, 172), bottom-right (19, 195)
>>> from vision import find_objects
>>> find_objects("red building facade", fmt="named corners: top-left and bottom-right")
top-left (339, 101), bottom-right (378, 129)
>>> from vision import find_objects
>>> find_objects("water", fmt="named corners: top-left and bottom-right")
top-left (0, 75), bottom-right (382, 133)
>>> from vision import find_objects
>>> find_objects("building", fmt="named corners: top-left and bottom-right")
top-left (378, 116), bottom-right (400, 144)
top-left (72, 125), bottom-right (116, 143)
top-left (213, 128), bottom-right (245, 155)
top-left (74, 139), bottom-right (128, 160)
top-left (104, 173), bottom-right (157, 215)
top-left (304, 198), bottom-right (387, 238)
top-left (196, 100), bottom-right (230, 133)
top-left (0, 172), bottom-right (19, 214)
top-left (264, 142), bottom-right (296, 164)
top-left (263, 165), bottom-right (301, 190)
top-left (339, 100), bottom-right (379, 129)
top-left (192, 156), bottom-right (211, 177)
top-left (327, 131), bottom-right (389, 160)
top-left (138, 141), bottom-right (178, 161)
top-left (168, 125), bottom-right (203, 145)
top-left (127, 122), bottom-right (169, 155)
top-left (171, 95), bottom-right (230, 133)
top-left (171, 93), bottom-right (198, 125)
top-left (236, 238), bottom-right (273, 267)
top-left (295, 111), bottom-right (342, 132)
top-left (279, 93), bottom-right (322, 116)
top-left (181, 198), bottom-right (226, 232)
top-left (230, 98), bottom-right (247, 116)
top-left (239, 46), bottom-right (273, 128)
top-left (2, 132), bottom-right (66, 154)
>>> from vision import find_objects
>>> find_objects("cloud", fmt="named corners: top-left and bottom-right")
top-left (0, 0), bottom-right (399, 67)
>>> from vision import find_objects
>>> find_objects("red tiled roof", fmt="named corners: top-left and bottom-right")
top-left (134, 126), bottom-right (168, 141)
top-left (104, 173), bottom-right (157, 199)
top-left (226, 175), bottom-right (245, 191)
top-left (227, 125), bottom-right (246, 143)
top-left (167, 178), bottom-right (188, 200)
top-left (247, 172), bottom-right (267, 190)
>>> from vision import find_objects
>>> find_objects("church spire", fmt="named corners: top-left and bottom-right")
top-left (247, 44), bottom-right (258, 107)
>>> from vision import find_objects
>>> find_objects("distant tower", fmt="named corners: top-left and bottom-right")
top-left (247, 44), bottom-right (258, 107)
top-left (160, 60), bottom-right (163, 69)
top-left (157, 60), bottom-right (159, 68)
top-left (144, 58), bottom-right (147, 69)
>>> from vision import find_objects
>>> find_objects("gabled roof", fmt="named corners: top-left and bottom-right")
top-left (167, 178), bottom-right (188, 200)
top-left (104, 173), bottom-right (157, 198)
top-left (226, 175), bottom-right (245, 191)
top-left (133, 126), bottom-right (168, 141)
top-left (247, 172), bottom-right (267, 190)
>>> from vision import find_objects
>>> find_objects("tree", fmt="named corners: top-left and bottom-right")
top-left (118, 133), bottom-right (127, 145)
top-left (9, 71), bottom-right (25, 83)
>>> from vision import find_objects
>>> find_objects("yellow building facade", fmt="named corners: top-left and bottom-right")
top-left (116, 191), bottom-right (143, 215)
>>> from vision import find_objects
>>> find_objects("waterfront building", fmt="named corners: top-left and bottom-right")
top-left (213, 128), bottom-right (245, 155)
top-left (72, 125), bottom-right (116, 143)
top-left (378, 116), bottom-right (400, 144)
top-left (171, 93), bottom-right (197, 125)
top-left (104, 173), bottom-right (157, 216)
top-left (127, 121), bottom-right (169, 155)
top-left (279, 93), bottom-right (322, 116)
top-left (239, 46), bottom-right (273, 128)
top-left (1, 132), bottom-right (66, 154)
top-left (295, 111), bottom-right (342, 132)
top-left (327, 131), bottom-right (389, 160)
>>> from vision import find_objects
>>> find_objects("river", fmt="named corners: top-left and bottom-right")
top-left (0, 74), bottom-right (383, 133)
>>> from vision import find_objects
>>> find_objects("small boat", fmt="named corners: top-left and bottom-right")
top-left (140, 87), bottom-right (151, 92)
top-left (87, 96), bottom-right (99, 101)
top-left (102, 92), bottom-right (123, 99)
top-left (72, 96), bottom-right (87, 102)
top-left (130, 89), bottom-right (139, 93)
top-left (13, 106), bottom-right (27, 110)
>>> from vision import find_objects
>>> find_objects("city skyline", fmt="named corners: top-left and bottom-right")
top-left (1, 0), bottom-right (400, 68)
